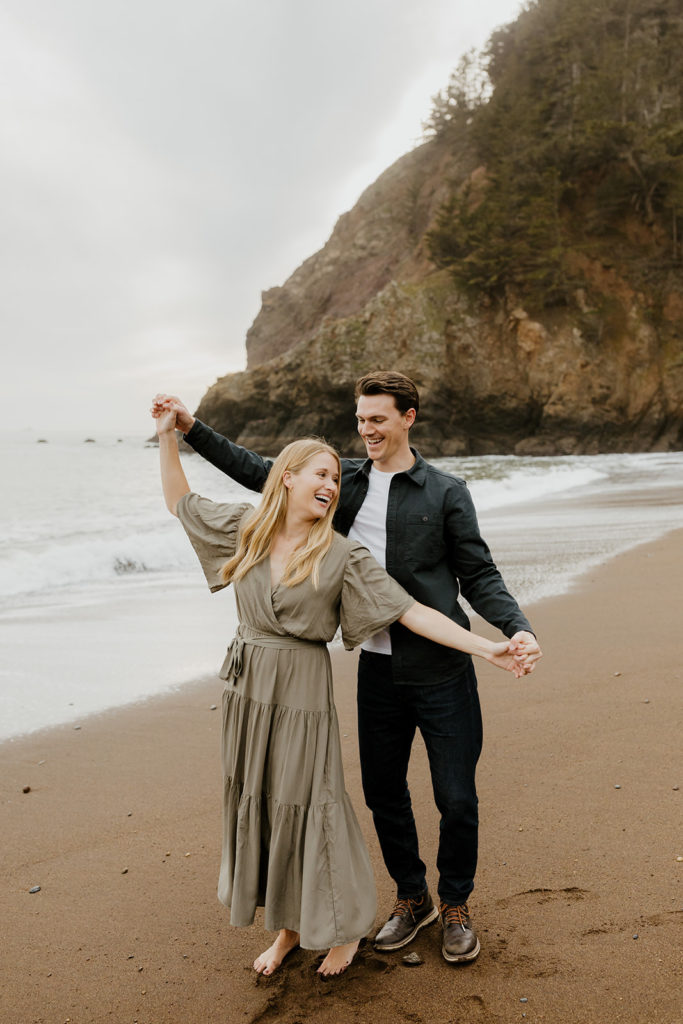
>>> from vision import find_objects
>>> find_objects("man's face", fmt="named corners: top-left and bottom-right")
top-left (355, 393), bottom-right (415, 468)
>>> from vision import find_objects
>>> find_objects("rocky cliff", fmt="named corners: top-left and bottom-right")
top-left (194, 136), bottom-right (683, 456)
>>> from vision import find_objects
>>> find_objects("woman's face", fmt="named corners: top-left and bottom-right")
top-left (284, 452), bottom-right (339, 521)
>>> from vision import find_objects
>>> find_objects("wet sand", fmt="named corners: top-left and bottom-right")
top-left (2, 531), bottom-right (681, 1023)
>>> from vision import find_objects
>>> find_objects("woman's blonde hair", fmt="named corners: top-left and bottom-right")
top-left (221, 438), bottom-right (341, 589)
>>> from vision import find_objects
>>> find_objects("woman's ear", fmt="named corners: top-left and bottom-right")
top-left (283, 470), bottom-right (293, 490)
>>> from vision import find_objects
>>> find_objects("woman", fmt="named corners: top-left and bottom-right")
top-left (154, 405), bottom-right (532, 977)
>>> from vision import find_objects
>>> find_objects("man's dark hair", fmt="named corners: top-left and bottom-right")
top-left (354, 371), bottom-right (420, 416)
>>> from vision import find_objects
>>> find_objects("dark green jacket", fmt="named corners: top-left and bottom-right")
top-left (184, 419), bottom-right (534, 685)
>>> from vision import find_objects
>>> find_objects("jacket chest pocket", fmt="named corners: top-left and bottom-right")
top-left (403, 512), bottom-right (445, 566)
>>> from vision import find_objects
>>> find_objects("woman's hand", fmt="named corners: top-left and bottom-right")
top-left (509, 631), bottom-right (542, 671)
top-left (150, 397), bottom-right (190, 515)
top-left (151, 402), bottom-right (177, 436)
top-left (151, 394), bottom-right (195, 434)
top-left (398, 602), bottom-right (540, 679)
top-left (487, 639), bottom-right (535, 678)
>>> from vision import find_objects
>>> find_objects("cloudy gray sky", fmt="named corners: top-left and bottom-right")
top-left (2, 0), bottom-right (522, 436)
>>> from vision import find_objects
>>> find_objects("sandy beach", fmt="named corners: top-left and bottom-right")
top-left (2, 531), bottom-right (681, 1024)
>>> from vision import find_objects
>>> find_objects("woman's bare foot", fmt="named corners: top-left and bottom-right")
top-left (317, 939), bottom-right (360, 976)
top-left (253, 929), bottom-right (300, 976)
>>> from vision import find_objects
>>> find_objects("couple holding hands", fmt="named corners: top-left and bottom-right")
top-left (151, 370), bottom-right (541, 977)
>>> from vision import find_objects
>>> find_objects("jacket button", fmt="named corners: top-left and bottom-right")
top-left (422, 516), bottom-right (428, 522)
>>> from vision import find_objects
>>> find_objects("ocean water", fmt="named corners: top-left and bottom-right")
top-left (2, 433), bottom-right (682, 742)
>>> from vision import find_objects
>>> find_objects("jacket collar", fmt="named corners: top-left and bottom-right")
top-left (353, 447), bottom-right (427, 486)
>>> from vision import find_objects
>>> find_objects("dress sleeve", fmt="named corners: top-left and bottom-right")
top-left (340, 542), bottom-right (415, 650)
top-left (176, 492), bottom-right (253, 592)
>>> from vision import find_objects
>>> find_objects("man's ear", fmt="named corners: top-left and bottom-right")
top-left (405, 408), bottom-right (417, 428)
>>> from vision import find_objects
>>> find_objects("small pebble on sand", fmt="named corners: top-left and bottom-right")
top-left (29, 886), bottom-right (41, 893)
top-left (613, 671), bottom-right (622, 677)
top-left (121, 868), bottom-right (128, 874)
top-left (402, 952), bottom-right (423, 966)
top-left (23, 785), bottom-right (31, 793)
top-left (614, 784), bottom-right (621, 789)
top-left (210, 705), bottom-right (217, 710)
top-left (633, 934), bottom-right (639, 939)
top-left (520, 997), bottom-right (528, 1003)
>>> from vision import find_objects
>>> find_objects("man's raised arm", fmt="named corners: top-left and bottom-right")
top-left (151, 394), bottom-right (273, 493)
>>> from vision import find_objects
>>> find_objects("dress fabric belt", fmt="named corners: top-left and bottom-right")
top-left (219, 624), bottom-right (325, 683)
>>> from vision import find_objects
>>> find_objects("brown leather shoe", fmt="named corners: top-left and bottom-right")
top-left (440, 902), bottom-right (481, 963)
top-left (373, 892), bottom-right (439, 951)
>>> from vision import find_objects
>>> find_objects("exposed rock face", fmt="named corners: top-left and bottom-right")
top-left (196, 140), bottom-right (683, 456)
top-left (244, 141), bottom-right (463, 368)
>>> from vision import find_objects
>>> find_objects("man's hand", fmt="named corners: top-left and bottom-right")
top-left (151, 394), bottom-right (195, 434)
top-left (509, 631), bottom-right (542, 673)
top-left (488, 640), bottom-right (533, 678)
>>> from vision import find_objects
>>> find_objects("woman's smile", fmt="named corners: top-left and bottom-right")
top-left (285, 453), bottom-right (339, 518)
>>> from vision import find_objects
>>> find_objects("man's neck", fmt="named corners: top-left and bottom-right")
top-left (371, 447), bottom-right (415, 474)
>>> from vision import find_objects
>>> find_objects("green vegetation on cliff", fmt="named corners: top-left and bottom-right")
top-left (193, 0), bottom-right (683, 455)
top-left (426, 0), bottom-right (683, 310)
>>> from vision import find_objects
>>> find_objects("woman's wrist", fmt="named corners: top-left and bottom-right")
top-left (471, 635), bottom-right (495, 661)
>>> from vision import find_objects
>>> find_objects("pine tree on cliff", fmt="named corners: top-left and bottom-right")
top-left (427, 0), bottom-right (683, 307)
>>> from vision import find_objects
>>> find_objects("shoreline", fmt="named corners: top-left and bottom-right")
top-left (4, 479), bottom-right (683, 746)
top-left (2, 530), bottom-right (681, 1023)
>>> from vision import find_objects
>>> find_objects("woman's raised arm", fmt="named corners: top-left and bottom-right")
top-left (152, 405), bottom-right (190, 516)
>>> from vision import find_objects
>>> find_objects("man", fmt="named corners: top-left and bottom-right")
top-left (153, 371), bottom-right (541, 964)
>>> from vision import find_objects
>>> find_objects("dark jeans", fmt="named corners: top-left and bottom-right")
top-left (357, 650), bottom-right (483, 906)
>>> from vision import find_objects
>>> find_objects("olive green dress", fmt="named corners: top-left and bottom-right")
top-left (177, 493), bottom-right (414, 950)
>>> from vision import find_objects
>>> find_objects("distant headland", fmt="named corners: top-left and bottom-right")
top-left (193, 0), bottom-right (683, 456)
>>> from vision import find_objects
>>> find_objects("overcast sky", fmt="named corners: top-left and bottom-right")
top-left (2, 0), bottom-right (522, 437)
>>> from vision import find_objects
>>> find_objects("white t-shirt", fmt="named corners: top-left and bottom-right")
top-left (347, 467), bottom-right (396, 654)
